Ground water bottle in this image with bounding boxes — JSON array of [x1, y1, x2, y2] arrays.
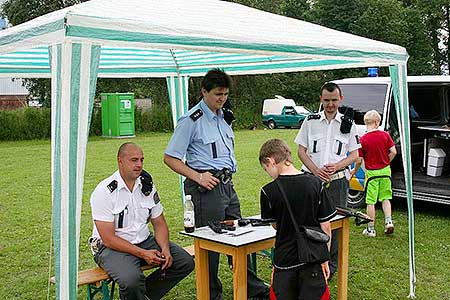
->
[[183, 195, 195, 233]]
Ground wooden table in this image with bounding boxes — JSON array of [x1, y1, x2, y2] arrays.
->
[[181, 214, 350, 300]]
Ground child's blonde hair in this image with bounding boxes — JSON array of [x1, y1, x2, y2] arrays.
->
[[364, 110, 381, 125], [259, 139, 293, 165]]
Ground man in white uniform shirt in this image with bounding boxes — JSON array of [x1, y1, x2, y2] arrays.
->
[[295, 82, 360, 277], [89, 142, 194, 300]]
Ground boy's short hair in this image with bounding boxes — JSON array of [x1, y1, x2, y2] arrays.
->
[[259, 139, 293, 164], [364, 110, 381, 125], [201, 68, 232, 92]]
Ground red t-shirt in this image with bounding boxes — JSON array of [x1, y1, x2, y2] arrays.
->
[[358, 130, 395, 170]]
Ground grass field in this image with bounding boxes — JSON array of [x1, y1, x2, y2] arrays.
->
[[0, 129, 449, 299]]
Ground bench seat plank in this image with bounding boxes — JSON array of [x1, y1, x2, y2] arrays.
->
[[50, 245, 195, 287]]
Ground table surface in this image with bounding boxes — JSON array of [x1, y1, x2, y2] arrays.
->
[[417, 124, 450, 132], [180, 214, 346, 247]]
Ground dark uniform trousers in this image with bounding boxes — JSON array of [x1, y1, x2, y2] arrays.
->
[[94, 235, 194, 300], [326, 177, 349, 276], [272, 264, 329, 300], [185, 178, 268, 300]]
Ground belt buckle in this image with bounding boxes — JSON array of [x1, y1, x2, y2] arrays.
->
[[330, 171, 344, 182], [219, 168, 231, 184]]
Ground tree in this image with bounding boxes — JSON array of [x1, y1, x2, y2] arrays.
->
[[309, 0, 365, 33], [310, 0, 436, 75], [1, 0, 85, 106], [403, 5, 436, 75], [1, 0, 81, 26], [407, 0, 450, 74]]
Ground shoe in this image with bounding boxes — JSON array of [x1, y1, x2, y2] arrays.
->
[[362, 228, 376, 237], [385, 221, 394, 234], [248, 286, 270, 300]]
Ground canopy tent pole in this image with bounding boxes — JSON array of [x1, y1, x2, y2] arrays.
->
[[50, 41, 101, 300], [167, 75, 190, 127], [166, 75, 190, 204], [389, 64, 416, 299]]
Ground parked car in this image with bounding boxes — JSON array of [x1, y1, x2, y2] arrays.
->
[[331, 76, 450, 207], [262, 95, 310, 129]]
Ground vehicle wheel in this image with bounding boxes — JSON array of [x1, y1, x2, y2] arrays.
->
[[347, 189, 365, 208], [268, 120, 276, 129], [298, 119, 304, 128]]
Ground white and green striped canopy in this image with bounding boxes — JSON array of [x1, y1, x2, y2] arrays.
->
[[0, 0, 408, 78], [0, 0, 415, 299]]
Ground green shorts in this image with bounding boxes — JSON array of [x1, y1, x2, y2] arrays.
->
[[364, 166, 392, 205]]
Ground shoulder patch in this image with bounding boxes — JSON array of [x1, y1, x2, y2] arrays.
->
[[107, 180, 118, 193], [153, 191, 161, 204], [189, 109, 203, 122], [307, 113, 320, 121]]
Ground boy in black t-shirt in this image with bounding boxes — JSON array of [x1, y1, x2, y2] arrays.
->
[[259, 139, 336, 300]]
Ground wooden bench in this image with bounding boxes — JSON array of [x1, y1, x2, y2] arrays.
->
[[50, 245, 194, 300]]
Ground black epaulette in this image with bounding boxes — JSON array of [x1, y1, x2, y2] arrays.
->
[[107, 180, 118, 193], [140, 169, 153, 196], [307, 113, 321, 121], [189, 109, 203, 122]]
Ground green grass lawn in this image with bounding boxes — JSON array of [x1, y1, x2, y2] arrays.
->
[[0, 129, 449, 299]]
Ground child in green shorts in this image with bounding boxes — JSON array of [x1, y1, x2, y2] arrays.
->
[[352, 110, 397, 237]]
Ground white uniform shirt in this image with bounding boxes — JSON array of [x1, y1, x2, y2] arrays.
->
[[90, 170, 163, 244], [295, 111, 360, 173]]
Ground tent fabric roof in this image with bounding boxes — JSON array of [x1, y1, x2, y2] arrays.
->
[[0, 1, 415, 298], [0, 0, 408, 78]]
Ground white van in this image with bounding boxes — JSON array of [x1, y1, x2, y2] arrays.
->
[[262, 95, 296, 115], [332, 76, 450, 207]]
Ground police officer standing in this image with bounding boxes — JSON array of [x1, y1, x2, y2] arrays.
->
[[164, 69, 269, 300], [89, 142, 194, 300], [294, 82, 360, 277]]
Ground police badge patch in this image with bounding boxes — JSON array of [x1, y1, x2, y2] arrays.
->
[[154, 191, 161, 204]]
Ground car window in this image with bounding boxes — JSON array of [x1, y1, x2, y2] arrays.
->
[[285, 107, 295, 115], [338, 84, 388, 125], [447, 88, 450, 123]]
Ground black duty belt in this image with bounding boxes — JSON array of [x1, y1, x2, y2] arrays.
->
[[193, 168, 233, 184]]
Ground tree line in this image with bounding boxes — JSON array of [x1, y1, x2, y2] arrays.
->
[[2, 0, 449, 129]]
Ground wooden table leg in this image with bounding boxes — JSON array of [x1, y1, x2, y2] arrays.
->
[[337, 218, 349, 300], [233, 249, 247, 300], [195, 240, 210, 300]]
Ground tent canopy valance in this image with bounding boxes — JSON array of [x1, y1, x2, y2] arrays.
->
[[0, 46, 408, 78], [0, 0, 415, 299]]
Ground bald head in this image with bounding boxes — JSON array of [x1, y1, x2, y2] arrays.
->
[[118, 142, 141, 159]]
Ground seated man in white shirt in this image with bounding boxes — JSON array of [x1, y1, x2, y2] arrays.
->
[[89, 142, 194, 300]]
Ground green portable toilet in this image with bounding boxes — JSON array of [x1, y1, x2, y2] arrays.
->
[[101, 93, 135, 138]]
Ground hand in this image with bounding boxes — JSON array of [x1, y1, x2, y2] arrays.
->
[[314, 166, 331, 182], [322, 261, 330, 280], [324, 163, 337, 174], [197, 171, 220, 191], [160, 248, 173, 271], [142, 249, 167, 267]]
